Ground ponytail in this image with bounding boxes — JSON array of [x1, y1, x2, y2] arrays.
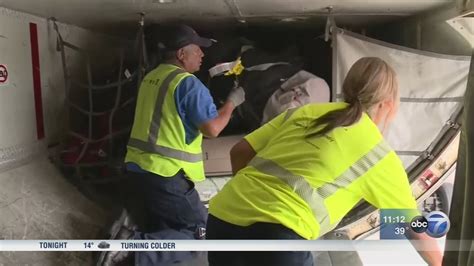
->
[[307, 101, 363, 138], [306, 57, 398, 139]]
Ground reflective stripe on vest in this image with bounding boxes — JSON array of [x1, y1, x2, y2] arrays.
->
[[248, 139, 391, 235], [128, 138, 202, 162], [128, 68, 203, 163]]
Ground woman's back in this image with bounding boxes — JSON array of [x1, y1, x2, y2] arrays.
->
[[251, 102, 383, 188], [209, 102, 415, 240]]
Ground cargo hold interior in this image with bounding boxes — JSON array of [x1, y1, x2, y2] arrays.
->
[[0, 0, 472, 265]]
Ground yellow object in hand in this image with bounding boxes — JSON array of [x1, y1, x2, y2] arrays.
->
[[225, 58, 244, 76]]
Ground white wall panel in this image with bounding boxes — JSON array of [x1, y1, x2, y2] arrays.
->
[[0, 9, 36, 146], [334, 30, 471, 168], [0, 7, 117, 171]]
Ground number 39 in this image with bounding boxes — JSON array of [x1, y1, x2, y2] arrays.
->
[[395, 227, 406, 235]]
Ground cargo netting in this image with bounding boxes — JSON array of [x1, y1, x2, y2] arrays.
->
[[52, 16, 148, 184]]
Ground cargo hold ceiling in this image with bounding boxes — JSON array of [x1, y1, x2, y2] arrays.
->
[[0, 0, 454, 33]]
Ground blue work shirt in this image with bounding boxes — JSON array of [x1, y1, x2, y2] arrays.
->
[[127, 74, 218, 173]]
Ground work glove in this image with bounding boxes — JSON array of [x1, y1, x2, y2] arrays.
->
[[227, 86, 246, 107]]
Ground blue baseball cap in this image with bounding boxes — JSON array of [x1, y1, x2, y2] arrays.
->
[[162, 25, 212, 50]]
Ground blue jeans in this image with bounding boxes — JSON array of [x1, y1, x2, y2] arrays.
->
[[206, 214, 314, 266], [128, 170, 207, 266]]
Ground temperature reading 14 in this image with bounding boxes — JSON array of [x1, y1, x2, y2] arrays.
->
[[84, 242, 94, 249]]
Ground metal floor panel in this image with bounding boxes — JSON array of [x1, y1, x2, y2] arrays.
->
[[0, 155, 107, 265]]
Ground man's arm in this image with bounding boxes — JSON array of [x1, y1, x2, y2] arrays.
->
[[230, 139, 256, 175], [199, 85, 245, 138], [406, 229, 443, 266], [199, 100, 235, 138]]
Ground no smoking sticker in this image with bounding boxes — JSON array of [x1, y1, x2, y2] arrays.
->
[[0, 65, 8, 85]]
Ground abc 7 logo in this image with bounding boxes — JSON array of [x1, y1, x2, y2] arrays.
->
[[410, 211, 450, 238]]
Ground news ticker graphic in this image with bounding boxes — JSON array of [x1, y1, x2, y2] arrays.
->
[[380, 209, 451, 239], [0, 239, 461, 252]]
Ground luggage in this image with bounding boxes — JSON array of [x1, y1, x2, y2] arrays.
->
[[206, 44, 329, 132]]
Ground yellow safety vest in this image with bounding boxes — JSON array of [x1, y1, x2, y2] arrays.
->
[[209, 103, 417, 239], [125, 64, 205, 182]]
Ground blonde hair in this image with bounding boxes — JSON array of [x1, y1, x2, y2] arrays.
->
[[308, 57, 399, 138]]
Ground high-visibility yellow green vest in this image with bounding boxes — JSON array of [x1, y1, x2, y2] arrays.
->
[[125, 64, 205, 182], [209, 103, 417, 239]]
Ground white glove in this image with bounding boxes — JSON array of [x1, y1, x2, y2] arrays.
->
[[227, 86, 245, 107]]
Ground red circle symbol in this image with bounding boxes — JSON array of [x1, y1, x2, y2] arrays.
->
[[0, 65, 8, 84]]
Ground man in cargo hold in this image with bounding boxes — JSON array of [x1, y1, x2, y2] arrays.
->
[[98, 24, 246, 266]]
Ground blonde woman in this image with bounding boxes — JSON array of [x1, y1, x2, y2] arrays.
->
[[207, 57, 443, 266]]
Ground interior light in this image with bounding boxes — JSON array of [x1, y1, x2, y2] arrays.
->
[[281, 18, 297, 22], [152, 0, 176, 4], [280, 17, 306, 23]]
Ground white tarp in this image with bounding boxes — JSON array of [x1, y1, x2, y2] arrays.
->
[[334, 29, 471, 168]]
